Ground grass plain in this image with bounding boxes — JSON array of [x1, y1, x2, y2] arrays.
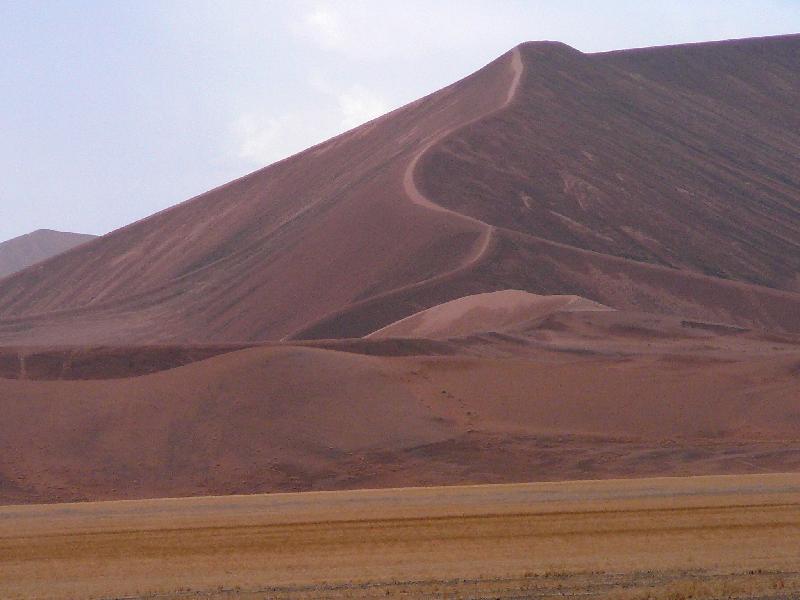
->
[[2, 473, 800, 599]]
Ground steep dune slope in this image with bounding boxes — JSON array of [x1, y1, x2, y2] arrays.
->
[[297, 37, 800, 339], [0, 36, 799, 344], [0, 230, 95, 279], [0, 50, 519, 344], [421, 37, 800, 290]]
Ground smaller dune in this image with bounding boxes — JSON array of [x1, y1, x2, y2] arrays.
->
[[367, 290, 612, 339]]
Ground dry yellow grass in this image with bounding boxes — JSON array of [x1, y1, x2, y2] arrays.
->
[[2, 473, 800, 599]]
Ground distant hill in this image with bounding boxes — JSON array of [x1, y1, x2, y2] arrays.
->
[[0, 229, 96, 279]]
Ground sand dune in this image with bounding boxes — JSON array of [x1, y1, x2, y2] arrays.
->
[[1, 35, 799, 505], [1, 36, 799, 344], [3, 307, 799, 504], [368, 290, 611, 338]]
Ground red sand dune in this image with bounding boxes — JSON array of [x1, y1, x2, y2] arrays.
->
[[368, 290, 611, 339], [0, 35, 799, 344], [0, 229, 95, 280], [2, 303, 800, 504], [1, 35, 800, 505]]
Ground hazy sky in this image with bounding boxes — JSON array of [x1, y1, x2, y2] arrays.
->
[[1, 1, 798, 242]]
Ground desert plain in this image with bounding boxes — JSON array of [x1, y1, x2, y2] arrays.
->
[[2, 474, 799, 599]]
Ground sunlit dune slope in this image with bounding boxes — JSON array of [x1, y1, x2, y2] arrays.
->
[[367, 290, 611, 338]]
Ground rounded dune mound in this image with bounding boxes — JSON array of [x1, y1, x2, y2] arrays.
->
[[367, 290, 612, 339]]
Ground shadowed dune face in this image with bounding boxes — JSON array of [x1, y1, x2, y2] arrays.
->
[[2, 305, 800, 504], [0, 344, 258, 380], [0, 36, 799, 343], [420, 38, 800, 291]]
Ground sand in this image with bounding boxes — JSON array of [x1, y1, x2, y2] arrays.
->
[[1, 35, 799, 596], [2, 474, 800, 599], [1, 36, 799, 344], [368, 290, 611, 338], [2, 302, 799, 505]]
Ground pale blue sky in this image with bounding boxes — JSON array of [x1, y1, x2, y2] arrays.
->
[[1, 1, 798, 242]]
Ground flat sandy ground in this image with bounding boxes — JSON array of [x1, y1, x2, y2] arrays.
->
[[2, 473, 800, 599]]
